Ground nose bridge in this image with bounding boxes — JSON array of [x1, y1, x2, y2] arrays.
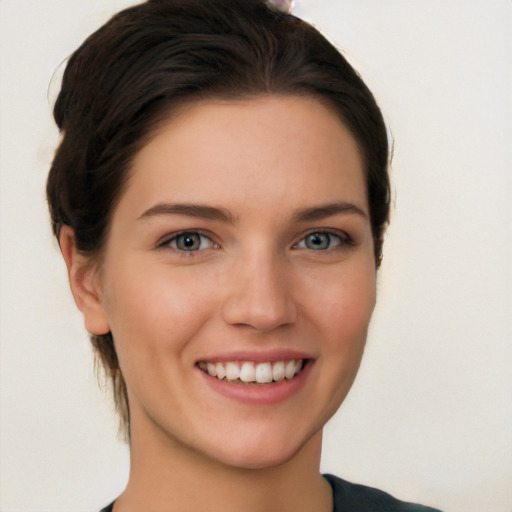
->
[[221, 245, 297, 332]]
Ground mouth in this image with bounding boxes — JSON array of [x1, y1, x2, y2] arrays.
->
[[197, 359, 306, 385]]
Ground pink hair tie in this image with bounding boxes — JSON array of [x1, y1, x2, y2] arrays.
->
[[265, 0, 294, 14]]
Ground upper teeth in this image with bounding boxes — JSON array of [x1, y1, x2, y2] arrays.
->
[[198, 359, 304, 384]]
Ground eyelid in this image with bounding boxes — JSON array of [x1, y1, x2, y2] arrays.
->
[[292, 229, 354, 250], [156, 229, 219, 251]]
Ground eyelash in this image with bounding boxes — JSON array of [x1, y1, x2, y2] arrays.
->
[[292, 230, 353, 251], [157, 229, 353, 254], [157, 230, 219, 253]]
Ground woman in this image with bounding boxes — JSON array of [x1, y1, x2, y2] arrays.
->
[[47, 0, 442, 510]]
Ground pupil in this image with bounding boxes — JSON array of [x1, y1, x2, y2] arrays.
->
[[178, 233, 200, 250], [307, 233, 329, 250]]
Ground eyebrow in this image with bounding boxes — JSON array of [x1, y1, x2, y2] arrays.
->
[[293, 202, 368, 223], [138, 203, 235, 223]]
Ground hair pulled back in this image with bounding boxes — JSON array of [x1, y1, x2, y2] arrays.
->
[[47, 0, 390, 437]]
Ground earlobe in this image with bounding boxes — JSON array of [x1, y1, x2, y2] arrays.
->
[[59, 226, 111, 335]]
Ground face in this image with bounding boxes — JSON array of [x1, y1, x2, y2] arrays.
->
[[90, 95, 376, 469]]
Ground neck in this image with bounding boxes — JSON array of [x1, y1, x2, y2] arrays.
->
[[114, 416, 332, 512]]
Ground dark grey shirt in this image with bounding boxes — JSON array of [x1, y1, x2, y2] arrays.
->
[[100, 473, 443, 512]]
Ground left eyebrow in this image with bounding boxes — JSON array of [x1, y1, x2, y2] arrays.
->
[[293, 202, 368, 223]]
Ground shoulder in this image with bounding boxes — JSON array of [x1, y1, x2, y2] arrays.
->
[[323, 474, 443, 512], [99, 477, 442, 512]]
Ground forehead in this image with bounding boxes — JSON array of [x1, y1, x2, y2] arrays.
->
[[119, 95, 367, 218]]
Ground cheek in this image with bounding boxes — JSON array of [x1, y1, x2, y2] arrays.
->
[[99, 264, 222, 409], [303, 261, 376, 346], [296, 262, 376, 429], [302, 261, 375, 405], [101, 261, 220, 357]]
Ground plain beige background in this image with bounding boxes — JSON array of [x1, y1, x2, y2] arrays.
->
[[1, 1, 511, 511]]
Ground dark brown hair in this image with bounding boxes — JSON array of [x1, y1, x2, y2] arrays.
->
[[47, 0, 390, 437]]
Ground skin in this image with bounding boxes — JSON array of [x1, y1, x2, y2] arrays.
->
[[61, 95, 377, 512]]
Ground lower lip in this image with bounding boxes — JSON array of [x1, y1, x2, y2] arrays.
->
[[199, 361, 313, 405]]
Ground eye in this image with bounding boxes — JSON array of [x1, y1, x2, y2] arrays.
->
[[294, 231, 347, 251], [161, 231, 217, 252]]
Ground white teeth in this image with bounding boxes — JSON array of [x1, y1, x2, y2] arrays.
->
[[285, 360, 296, 379], [272, 361, 285, 382], [240, 361, 256, 382], [255, 362, 273, 384], [225, 362, 240, 381], [199, 359, 305, 384], [207, 362, 216, 377], [215, 362, 226, 380]]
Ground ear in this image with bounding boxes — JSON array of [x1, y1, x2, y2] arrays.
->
[[59, 225, 110, 335]]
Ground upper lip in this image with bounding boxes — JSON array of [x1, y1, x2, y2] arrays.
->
[[196, 349, 315, 364]]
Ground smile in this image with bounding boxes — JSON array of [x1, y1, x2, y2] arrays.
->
[[197, 359, 304, 384]]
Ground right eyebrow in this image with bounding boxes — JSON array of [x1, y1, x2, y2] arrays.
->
[[137, 202, 236, 224]]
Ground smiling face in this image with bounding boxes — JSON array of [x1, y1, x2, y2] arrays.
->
[[86, 95, 376, 469]]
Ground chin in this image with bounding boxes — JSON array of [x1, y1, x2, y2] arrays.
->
[[220, 449, 295, 471], [199, 426, 321, 471]]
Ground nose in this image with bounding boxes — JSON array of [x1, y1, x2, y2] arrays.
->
[[221, 252, 298, 333]]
